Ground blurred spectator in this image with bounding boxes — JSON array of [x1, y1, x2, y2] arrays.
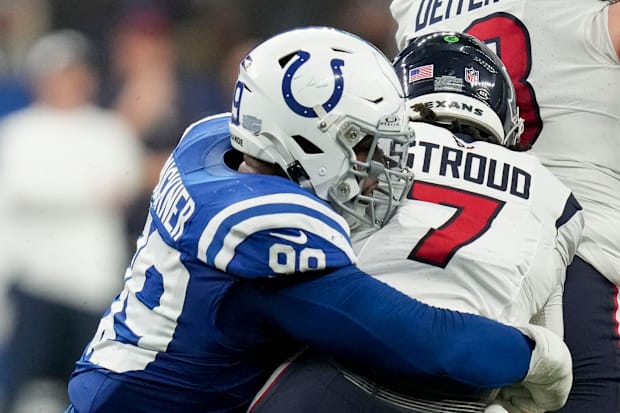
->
[[0, 29, 144, 413], [332, 0, 397, 56], [123, 35, 261, 248], [0, 3, 398, 411], [0, 0, 51, 119], [174, 2, 250, 75], [214, 37, 259, 104], [0, 0, 50, 70], [106, 5, 179, 139], [102, 5, 230, 251], [103, 5, 224, 145], [0, 50, 31, 119]]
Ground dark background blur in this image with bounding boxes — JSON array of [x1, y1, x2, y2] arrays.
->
[[0, 0, 398, 128], [0, 2, 397, 412]]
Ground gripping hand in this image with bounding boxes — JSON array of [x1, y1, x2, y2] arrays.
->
[[497, 324, 572, 412]]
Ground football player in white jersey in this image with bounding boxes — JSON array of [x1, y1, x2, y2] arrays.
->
[[248, 31, 583, 413], [64, 27, 572, 413], [389, 2, 620, 411]]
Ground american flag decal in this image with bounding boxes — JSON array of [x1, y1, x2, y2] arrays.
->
[[408, 64, 434, 82]]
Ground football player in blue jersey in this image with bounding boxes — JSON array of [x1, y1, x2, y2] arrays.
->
[[65, 27, 571, 413], [247, 31, 579, 413]]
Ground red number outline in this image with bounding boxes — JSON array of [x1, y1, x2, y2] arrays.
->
[[408, 181, 505, 268], [465, 12, 543, 147]]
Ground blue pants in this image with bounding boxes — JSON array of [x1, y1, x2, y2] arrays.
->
[[553, 256, 620, 412]]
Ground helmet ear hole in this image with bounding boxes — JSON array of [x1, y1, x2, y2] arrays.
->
[[224, 148, 245, 170], [291, 135, 323, 154], [278, 52, 298, 68]]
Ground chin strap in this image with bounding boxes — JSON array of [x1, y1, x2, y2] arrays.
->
[[286, 161, 314, 193]]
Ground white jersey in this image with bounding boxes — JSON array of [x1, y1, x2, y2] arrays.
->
[[354, 123, 583, 333], [390, 0, 620, 285]]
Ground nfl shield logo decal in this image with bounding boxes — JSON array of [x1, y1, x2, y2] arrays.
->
[[465, 67, 479, 85]]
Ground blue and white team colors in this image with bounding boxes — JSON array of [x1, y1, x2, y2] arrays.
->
[[69, 114, 356, 410]]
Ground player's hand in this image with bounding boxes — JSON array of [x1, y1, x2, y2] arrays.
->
[[495, 384, 544, 412], [484, 397, 540, 413], [483, 401, 510, 412], [503, 324, 572, 412]]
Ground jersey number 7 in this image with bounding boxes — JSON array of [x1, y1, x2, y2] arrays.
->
[[407, 181, 505, 268]]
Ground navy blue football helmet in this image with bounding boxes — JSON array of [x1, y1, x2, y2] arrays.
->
[[393, 31, 524, 147]]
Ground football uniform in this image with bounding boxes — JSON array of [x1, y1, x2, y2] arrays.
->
[[346, 123, 583, 412], [248, 123, 582, 413], [389, 4, 620, 410], [65, 114, 537, 413], [390, 0, 620, 289], [356, 123, 582, 333], [67, 114, 353, 412]]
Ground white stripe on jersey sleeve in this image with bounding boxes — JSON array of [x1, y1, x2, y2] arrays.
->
[[213, 212, 356, 270], [197, 193, 351, 263]]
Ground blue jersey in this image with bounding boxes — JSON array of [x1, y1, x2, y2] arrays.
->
[[70, 113, 355, 409], [68, 114, 536, 413]]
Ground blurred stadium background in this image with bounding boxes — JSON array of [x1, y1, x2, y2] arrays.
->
[[0, 1, 396, 412]]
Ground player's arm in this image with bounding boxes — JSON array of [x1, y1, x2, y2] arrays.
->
[[554, 193, 584, 268], [530, 284, 564, 337], [226, 264, 570, 398], [529, 191, 582, 338], [206, 190, 570, 409], [500, 285, 565, 412], [538, 194, 581, 338]]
